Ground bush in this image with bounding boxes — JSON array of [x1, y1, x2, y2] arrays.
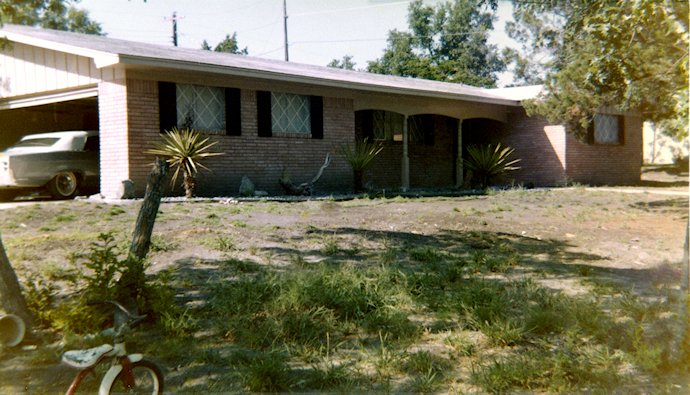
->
[[464, 143, 520, 188]]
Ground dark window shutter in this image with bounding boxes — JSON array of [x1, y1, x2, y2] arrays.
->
[[423, 114, 435, 146], [617, 115, 625, 145], [225, 88, 242, 136], [310, 96, 324, 139], [158, 82, 177, 133], [256, 91, 272, 137], [355, 110, 374, 141]]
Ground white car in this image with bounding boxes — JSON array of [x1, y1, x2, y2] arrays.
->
[[0, 131, 99, 200]]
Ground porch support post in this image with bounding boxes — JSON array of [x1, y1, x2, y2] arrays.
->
[[401, 115, 410, 191], [456, 119, 464, 187]]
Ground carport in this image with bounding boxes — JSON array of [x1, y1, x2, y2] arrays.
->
[[0, 89, 98, 150]]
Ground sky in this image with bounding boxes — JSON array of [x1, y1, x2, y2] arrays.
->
[[77, 0, 518, 85]]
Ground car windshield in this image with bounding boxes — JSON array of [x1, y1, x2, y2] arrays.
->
[[13, 138, 60, 148]]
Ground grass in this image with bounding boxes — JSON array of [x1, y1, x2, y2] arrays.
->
[[0, 190, 688, 394]]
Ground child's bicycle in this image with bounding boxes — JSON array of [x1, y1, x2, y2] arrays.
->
[[61, 300, 164, 395]]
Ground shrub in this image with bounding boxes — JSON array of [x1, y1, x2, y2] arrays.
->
[[464, 143, 520, 188], [338, 139, 384, 192], [146, 127, 223, 198]]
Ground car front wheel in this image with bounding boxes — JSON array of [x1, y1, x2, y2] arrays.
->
[[48, 171, 79, 199]]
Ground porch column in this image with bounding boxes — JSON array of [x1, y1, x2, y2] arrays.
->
[[401, 115, 410, 191], [455, 120, 463, 187]]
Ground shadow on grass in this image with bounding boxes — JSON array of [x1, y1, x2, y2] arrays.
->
[[146, 226, 683, 393]]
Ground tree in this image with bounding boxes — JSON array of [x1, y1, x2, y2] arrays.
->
[[201, 32, 248, 55], [367, 0, 505, 88], [0, 0, 102, 34], [510, 0, 688, 139], [0, 233, 33, 329], [327, 55, 356, 70]]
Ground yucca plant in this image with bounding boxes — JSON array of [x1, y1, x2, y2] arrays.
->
[[146, 127, 223, 198], [338, 138, 384, 193], [464, 143, 520, 189]]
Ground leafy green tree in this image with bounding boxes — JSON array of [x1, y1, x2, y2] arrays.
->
[[0, 0, 102, 34], [367, 0, 504, 87], [510, 0, 688, 139], [328, 55, 356, 70], [201, 32, 248, 55]]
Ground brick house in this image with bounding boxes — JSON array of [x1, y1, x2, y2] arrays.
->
[[0, 24, 642, 198]]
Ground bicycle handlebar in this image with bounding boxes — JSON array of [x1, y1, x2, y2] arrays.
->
[[86, 300, 147, 326]]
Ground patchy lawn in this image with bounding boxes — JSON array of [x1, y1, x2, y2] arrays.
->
[[0, 185, 688, 393]]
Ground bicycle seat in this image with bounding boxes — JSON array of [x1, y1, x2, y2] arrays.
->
[[61, 344, 113, 369]]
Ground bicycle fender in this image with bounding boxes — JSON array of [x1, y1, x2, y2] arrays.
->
[[99, 365, 122, 395], [97, 354, 144, 395]]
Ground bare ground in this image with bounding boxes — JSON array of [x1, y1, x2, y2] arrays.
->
[[0, 165, 687, 393]]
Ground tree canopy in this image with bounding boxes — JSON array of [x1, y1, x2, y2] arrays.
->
[[510, 0, 688, 139], [201, 32, 248, 55], [327, 55, 356, 70], [367, 0, 504, 88], [0, 0, 102, 34]]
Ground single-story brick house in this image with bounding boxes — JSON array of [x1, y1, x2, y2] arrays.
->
[[0, 24, 642, 198]]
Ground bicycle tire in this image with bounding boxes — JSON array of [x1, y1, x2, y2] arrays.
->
[[106, 359, 164, 395]]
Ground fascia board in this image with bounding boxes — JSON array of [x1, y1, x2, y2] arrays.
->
[[0, 30, 120, 67], [118, 55, 521, 107]]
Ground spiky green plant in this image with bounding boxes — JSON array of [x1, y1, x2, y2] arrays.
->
[[338, 139, 384, 192], [146, 127, 223, 198], [464, 143, 520, 189]]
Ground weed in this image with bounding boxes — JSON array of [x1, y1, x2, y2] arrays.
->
[[214, 235, 235, 252], [321, 236, 340, 256], [409, 246, 441, 263], [108, 205, 126, 216], [445, 332, 476, 356], [160, 308, 198, 337], [243, 351, 293, 392]]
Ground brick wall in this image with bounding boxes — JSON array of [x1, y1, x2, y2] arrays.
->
[[500, 109, 567, 187], [119, 80, 354, 197], [565, 115, 642, 185], [98, 79, 130, 198]]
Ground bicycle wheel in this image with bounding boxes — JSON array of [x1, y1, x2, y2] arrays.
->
[[107, 359, 164, 395]]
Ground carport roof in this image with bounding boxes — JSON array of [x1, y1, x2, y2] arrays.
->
[[0, 24, 539, 107]]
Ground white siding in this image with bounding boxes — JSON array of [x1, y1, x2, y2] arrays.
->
[[0, 43, 107, 97]]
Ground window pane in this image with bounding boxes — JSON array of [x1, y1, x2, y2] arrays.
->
[[271, 92, 311, 134], [594, 114, 619, 144], [372, 110, 403, 141], [176, 84, 225, 132]]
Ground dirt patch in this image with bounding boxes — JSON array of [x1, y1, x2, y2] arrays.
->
[[0, 167, 687, 393]]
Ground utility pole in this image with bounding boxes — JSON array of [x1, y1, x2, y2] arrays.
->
[[283, 0, 289, 61], [165, 12, 182, 47], [172, 11, 178, 47]]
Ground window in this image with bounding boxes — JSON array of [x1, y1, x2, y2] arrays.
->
[[177, 84, 225, 132], [256, 91, 323, 139], [590, 113, 624, 145], [372, 110, 403, 141], [158, 82, 241, 136], [271, 92, 312, 135]]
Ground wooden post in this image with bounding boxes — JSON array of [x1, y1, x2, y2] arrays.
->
[[129, 158, 168, 260], [401, 115, 409, 191], [0, 233, 33, 329], [456, 120, 464, 187]]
